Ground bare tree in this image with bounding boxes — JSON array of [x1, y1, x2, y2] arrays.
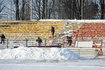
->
[[42, 0, 48, 19], [32, 0, 42, 19], [11, 0, 104, 20], [83, 0, 98, 19], [32, 0, 56, 19], [100, 0, 105, 19], [14, 0, 20, 20], [46, 0, 56, 18], [54, 0, 99, 19], [0, 0, 5, 12], [18, 0, 31, 20], [0, 0, 6, 20]]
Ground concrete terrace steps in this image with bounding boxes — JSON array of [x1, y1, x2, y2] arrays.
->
[[0, 21, 66, 40], [69, 48, 100, 58], [73, 23, 105, 37], [52, 23, 74, 45]]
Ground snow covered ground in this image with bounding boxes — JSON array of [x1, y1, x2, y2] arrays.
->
[[0, 47, 105, 70], [0, 59, 105, 70]]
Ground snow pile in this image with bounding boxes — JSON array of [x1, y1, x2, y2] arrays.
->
[[0, 47, 86, 60]]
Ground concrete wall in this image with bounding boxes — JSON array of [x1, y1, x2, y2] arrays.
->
[[102, 48, 105, 56]]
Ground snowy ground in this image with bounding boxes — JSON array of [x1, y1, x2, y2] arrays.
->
[[0, 47, 105, 70], [0, 59, 105, 70]]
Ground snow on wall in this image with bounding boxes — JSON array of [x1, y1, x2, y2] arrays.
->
[[36, 19, 105, 23], [68, 20, 105, 23], [0, 47, 87, 60]]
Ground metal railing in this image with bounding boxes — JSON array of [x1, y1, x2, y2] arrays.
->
[[0, 38, 52, 48]]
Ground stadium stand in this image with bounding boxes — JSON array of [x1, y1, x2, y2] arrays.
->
[[73, 23, 105, 37], [0, 21, 66, 41], [73, 23, 105, 48]]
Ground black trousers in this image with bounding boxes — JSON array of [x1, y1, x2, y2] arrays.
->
[[38, 43, 41, 47], [1, 39, 5, 44], [68, 40, 72, 46], [52, 31, 55, 37]]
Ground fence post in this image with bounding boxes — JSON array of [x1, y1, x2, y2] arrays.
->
[[25, 39, 28, 47], [7, 39, 9, 48], [44, 38, 46, 47]]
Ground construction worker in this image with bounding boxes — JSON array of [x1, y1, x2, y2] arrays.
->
[[51, 26, 55, 37], [36, 37, 42, 47], [0, 34, 6, 44]]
